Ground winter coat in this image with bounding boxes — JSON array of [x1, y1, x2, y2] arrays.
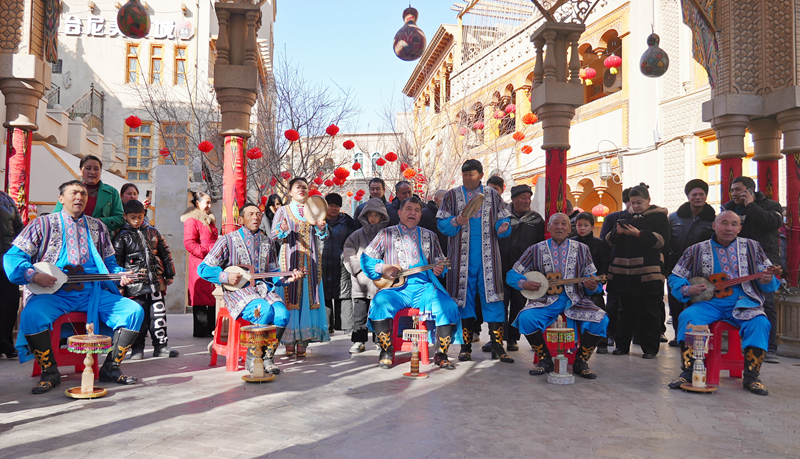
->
[[322, 212, 356, 300], [113, 222, 176, 297], [500, 206, 545, 275], [722, 192, 783, 264], [181, 207, 219, 306], [343, 198, 390, 299], [599, 209, 629, 241], [420, 200, 447, 254], [54, 180, 125, 233], [354, 197, 397, 230], [0, 191, 23, 270], [606, 205, 670, 295], [572, 232, 612, 276], [666, 202, 715, 274]]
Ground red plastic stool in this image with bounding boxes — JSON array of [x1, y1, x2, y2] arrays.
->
[[209, 306, 251, 371], [533, 315, 576, 365], [391, 308, 430, 365], [32, 312, 97, 378], [705, 320, 744, 385]]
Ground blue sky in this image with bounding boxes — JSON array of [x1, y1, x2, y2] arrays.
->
[[274, 1, 458, 133]]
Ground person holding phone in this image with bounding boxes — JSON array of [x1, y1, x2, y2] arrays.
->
[[723, 176, 783, 364]]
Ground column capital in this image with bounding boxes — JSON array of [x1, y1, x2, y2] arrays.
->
[[749, 117, 782, 161], [0, 78, 44, 131], [711, 114, 750, 160], [777, 108, 800, 156]]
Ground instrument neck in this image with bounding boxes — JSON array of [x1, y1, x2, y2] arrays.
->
[[399, 262, 443, 276], [716, 271, 770, 289]]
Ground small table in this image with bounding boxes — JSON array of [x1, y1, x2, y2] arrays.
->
[[546, 320, 575, 385], [681, 324, 717, 394], [402, 329, 429, 379], [65, 324, 111, 399], [239, 325, 278, 383]]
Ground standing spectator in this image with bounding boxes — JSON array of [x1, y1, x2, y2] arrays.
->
[[499, 184, 544, 351], [353, 178, 396, 229], [0, 190, 23, 358], [599, 188, 632, 348], [606, 183, 670, 359], [54, 155, 125, 233], [322, 193, 356, 333], [259, 194, 283, 235], [665, 179, 715, 346], [486, 175, 505, 198], [420, 190, 448, 267], [572, 212, 611, 353], [565, 200, 580, 238], [723, 176, 783, 363], [385, 181, 413, 226], [181, 191, 219, 338], [120, 183, 151, 229], [343, 198, 390, 353]]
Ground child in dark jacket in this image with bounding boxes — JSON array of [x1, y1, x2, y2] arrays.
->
[[113, 200, 177, 359], [572, 212, 612, 352]]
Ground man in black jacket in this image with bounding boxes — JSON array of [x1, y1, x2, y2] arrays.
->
[[420, 190, 447, 254], [724, 176, 783, 363], [665, 179, 715, 346]]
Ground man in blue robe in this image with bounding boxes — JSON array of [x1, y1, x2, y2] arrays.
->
[[198, 203, 302, 375], [436, 160, 513, 364], [507, 213, 608, 379], [667, 211, 777, 395], [4, 180, 143, 394], [362, 197, 461, 370]]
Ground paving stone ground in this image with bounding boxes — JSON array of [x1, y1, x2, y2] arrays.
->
[[1, 314, 799, 459]]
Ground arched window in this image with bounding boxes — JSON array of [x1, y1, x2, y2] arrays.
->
[[371, 152, 382, 175], [354, 152, 364, 177]]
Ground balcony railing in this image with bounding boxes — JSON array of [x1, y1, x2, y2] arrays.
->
[[66, 84, 105, 134]]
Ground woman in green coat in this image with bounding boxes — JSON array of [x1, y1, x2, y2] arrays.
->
[[54, 155, 125, 232]]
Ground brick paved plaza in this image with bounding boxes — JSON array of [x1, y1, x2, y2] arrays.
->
[[1, 314, 799, 459]]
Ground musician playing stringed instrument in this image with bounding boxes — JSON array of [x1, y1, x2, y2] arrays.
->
[[4, 180, 144, 394], [361, 197, 462, 370], [506, 213, 609, 379], [667, 210, 778, 395], [198, 202, 303, 376]]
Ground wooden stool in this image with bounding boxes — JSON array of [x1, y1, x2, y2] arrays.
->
[[32, 312, 97, 378], [705, 321, 744, 385], [209, 307, 250, 371]]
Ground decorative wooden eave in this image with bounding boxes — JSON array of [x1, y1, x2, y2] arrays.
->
[[401, 24, 458, 99]]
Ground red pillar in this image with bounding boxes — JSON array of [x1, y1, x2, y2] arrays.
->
[[757, 159, 779, 201], [221, 135, 247, 235], [544, 148, 567, 237], [4, 128, 32, 223], [786, 153, 800, 287], [719, 157, 742, 204]]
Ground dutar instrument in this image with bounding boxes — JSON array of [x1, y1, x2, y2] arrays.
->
[[222, 265, 304, 291], [27, 262, 146, 296], [373, 259, 451, 290], [520, 271, 607, 300], [688, 266, 781, 303]]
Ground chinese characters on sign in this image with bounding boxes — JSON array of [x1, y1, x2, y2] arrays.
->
[[63, 16, 194, 40]]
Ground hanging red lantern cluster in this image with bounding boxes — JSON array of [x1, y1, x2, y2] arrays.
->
[[512, 132, 525, 142], [522, 113, 538, 125], [159, 147, 170, 157], [125, 115, 142, 129], [325, 124, 340, 136], [376, 157, 386, 167], [280, 171, 292, 180], [284, 129, 300, 142], [324, 179, 334, 187], [198, 141, 214, 153], [334, 167, 350, 180], [246, 148, 263, 160], [313, 176, 324, 185], [580, 67, 597, 85], [604, 54, 622, 74], [385, 152, 398, 162], [521, 145, 533, 154], [343, 140, 355, 150], [403, 168, 417, 179], [332, 177, 345, 186], [354, 189, 366, 201], [269, 176, 278, 187]]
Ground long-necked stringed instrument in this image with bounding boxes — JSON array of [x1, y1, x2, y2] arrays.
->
[[521, 271, 607, 300], [27, 262, 147, 295], [373, 259, 451, 290], [688, 266, 781, 303], [222, 265, 304, 291]]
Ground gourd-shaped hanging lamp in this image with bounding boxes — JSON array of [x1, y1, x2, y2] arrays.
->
[[117, 0, 151, 39], [393, 7, 426, 61], [640, 33, 669, 78]]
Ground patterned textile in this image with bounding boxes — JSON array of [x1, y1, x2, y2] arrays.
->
[[365, 225, 444, 269], [511, 239, 605, 323], [44, 0, 61, 63], [271, 203, 324, 310], [13, 211, 114, 264], [672, 237, 772, 320], [202, 228, 281, 318], [681, 0, 717, 87], [436, 185, 510, 307]]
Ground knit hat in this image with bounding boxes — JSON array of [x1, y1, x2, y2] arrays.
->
[[325, 193, 343, 207], [684, 179, 709, 196], [510, 184, 532, 198]]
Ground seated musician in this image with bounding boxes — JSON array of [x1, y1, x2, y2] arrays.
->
[[667, 210, 778, 395], [4, 180, 143, 394], [361, 196, 461, 370], [198, 203, 302, 376], [506, 213, 608, 379]]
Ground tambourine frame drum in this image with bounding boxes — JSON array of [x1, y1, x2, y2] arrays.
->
[[304, 195, 329, 226], [520, 271, 549, 300]]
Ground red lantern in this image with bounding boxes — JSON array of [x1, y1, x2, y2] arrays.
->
[[493, 110, 505, 119], [505, 104, 517, 119], [334, 167, 350, 180], [313, 177, 324, 185], [269, 177, 278, 187], [400, 162, 409, 171], [281, 171, 292, 180], [385, 152, 398, 162], [512, 132, 525, 142], [346, 191, 354, 197], [125, 115, 142, 129], [246, 148, 263, 160], [592, 204, 610, 218], [324, 179, 334, 187], [521, 145, 533, 154], [522, 113, 538, 125], [261, 196, 268, 205], [417, 174, 427, 184], [332, 177, 345, 186], [284, 129, 300, 142], [352, 162, 361, 171], [581, 67, 597, 85], [343, 140, 355, 150], [604, 54, 622, 74], [403, 168, 417, 179], [159, 147, 170, 157], [376, 158, 386, 167], [473, 121, 485, 131], [309, 189, 322, 197], [459, 127, 468, 136], [198, 140, 214, 153], [325, 124, 340, 136], [356, 189, 365, 196], [354, 194, 363, 201], [260, 184, 266, 189]]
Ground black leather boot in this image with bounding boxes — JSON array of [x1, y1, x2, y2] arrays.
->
[[743, 347, 769, 395], [372, 319, 393, 369], [668, 341, 695, 389], [26, 330, 61, 394], [99, 328, 138, 385], [263, 327, 285, 375], [458, 318, 474, 361], [573, 332, 601, 379], [433, 324, 456, 370], [489, 322, 513, 363], [525, 331, 553, 376]]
